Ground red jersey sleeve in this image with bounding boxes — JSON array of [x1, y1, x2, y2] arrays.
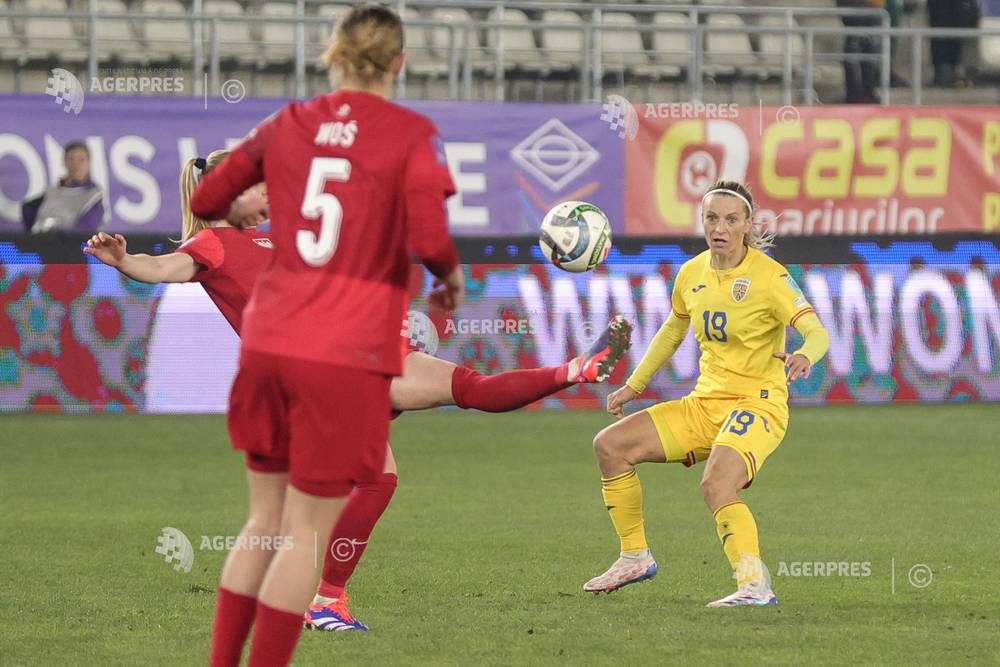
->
[[190, 110, 281, 221], [176, 229, 225, 280], [404, 126, 459, 279]]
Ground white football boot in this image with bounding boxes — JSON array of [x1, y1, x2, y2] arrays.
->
[[706, 553, 778, 607], [583, 549, 658, 594]]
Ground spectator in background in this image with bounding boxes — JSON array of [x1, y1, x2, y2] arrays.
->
[[927, 0, 981, 86], [21, 141, 105, 233], [886, 0, 909, 86], [837, 0, 885, 103]]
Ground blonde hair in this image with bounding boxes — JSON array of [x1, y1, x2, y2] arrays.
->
[[703, 180, 775, 250], [178, 149, 229, 242], [321, 4, 403, 85]]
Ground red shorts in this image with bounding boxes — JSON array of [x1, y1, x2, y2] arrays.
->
[[228, 349, 391, 497]]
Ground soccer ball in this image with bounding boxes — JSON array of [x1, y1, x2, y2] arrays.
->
[[538, 201, 612, 273]]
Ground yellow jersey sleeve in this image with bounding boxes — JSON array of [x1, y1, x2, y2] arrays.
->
[[625, 312, 690, 394], [770, 270, 815, 328], [670, 265, 690, 320], [791, 311, 830, 365]]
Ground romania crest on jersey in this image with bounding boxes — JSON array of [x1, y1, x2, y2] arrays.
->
[[731, 278, 751, 303]]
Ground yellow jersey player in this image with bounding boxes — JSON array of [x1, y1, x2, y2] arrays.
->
[[584, 180, 830, 607]]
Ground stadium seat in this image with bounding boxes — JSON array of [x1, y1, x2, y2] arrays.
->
[[649, 11, 692, 77], [428, 7, 474, 60], [140, 0, 193, 60], [14, 0, 88, 63], [599, 11, 651, 76], [90, 0, 144, 62], [485, 7, 546, 74], [307, 3, 347, 43], [304, 4, 347, 66], [258, 2, 297, 65], [541, 10, 586, 71], [759, 14, 803, 65], [980, 17, 1000, 72], [401, 7, 447, 79], [203, 0, 258, 63], [704, 13, 745, 78], [0, 10, 16, 61]]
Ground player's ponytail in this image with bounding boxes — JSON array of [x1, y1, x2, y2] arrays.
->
[[178, 149, 229, 242], [704, 180, 775, 251], [321, 4, 403, 85]]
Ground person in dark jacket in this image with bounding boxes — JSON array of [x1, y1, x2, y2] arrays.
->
[[927, 0, 981, 86], [21, 141, 105, 233], [837, 0, 886, 103]]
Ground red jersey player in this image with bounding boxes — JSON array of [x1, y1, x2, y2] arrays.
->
[[195, 6, 463, 665]]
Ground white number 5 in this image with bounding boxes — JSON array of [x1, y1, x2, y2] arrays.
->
[[297, 157, 351, 266]]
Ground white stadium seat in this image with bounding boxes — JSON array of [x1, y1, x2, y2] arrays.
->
[[203, 0, 257, 62], [140, 0, 193, 60], [304, 4, 347, 66], [259, 2, 297, 64], [650, 11, 692, 75], [11, 0, 85, 61], [91, 0, 144, 62], [760, 14, 803, 62], [980, 17, 1000, 71], [704, 13, 745, 77], [401, 7, 447, 79], [541, 10, 585, 70], [600, 11, 650, 72], [428, 6, 487, 79], [486, 7, 545, 73], [309, 3, 348, 44]]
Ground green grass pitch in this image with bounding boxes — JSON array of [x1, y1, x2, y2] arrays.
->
[[2, 405, 998, 665]]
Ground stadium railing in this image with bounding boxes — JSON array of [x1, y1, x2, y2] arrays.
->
[[2, 1, 998, 104]]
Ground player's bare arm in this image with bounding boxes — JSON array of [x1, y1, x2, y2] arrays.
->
[[428, 265, 466, 311], [84, 232, 199, 283]]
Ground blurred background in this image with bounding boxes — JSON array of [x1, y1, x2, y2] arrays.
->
[[0, 0, 997, 414]]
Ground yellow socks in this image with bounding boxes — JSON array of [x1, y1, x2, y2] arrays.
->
[[601, 470, 647, 553], [713, 501, 760, 570]]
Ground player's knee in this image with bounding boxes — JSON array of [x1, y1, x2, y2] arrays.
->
[[244, 510, 282, 541], [699, 474, 726, 508], [593, 425, 627, 464]]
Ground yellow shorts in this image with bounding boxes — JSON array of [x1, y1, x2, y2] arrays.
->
[[642, 395, 788, 487]]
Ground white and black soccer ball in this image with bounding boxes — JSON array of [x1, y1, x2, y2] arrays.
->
[[538, 201, 612, 273]]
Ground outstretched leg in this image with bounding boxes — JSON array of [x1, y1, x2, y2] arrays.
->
[[584, 411, 666, 594], [390, 316, 633, 413]]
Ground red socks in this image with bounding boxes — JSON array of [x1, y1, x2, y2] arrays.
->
[[450, 365, 573, 412], [318, 472, 399, 599], [247, 602, 304, 667], [210, 587, 257, 667]]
